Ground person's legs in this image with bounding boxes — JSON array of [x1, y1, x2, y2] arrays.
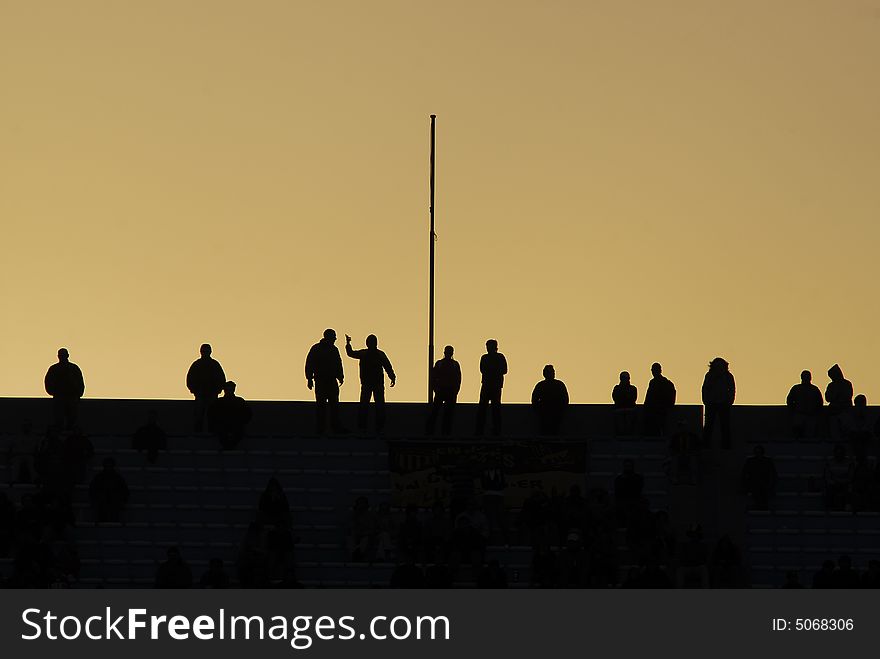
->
[[442, 395, 456, 436], [490, 389, 502, 436], [702, 405, 717, 448], [374, 386, 386, 432], [194, 396, 210, 432], [358, 385, 371, 431], [426, 394, 442, 434], [314, 384, 327, 434], [327, 382, 343, 432], [475, 387, 489, 436]]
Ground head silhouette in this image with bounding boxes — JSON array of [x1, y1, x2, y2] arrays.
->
[[443, 345, 454, 358], [486, 339, 498, 353], [200, 344, 212, 357], [801, 370, 811, 383], [57, 348, 69, 362], [709, 357, 729, 371], [855, 394, 867, 408], [366, 334, 378, 348], [651, 362, 662, 377], [620, 371, 630, 384], [543, 364, 555, 380], [323, 328, 337, 342], [223, 381, 236, 396], [828, 364, 843, 381]]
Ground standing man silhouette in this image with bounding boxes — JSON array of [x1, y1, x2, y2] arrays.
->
[[345, 333, 396, 433], [305, 329, 346, 434], [644, 362, 676, 436], [426, 345, 462, 436], [531, 364, 569, 435], [476, 339, 508, 436], [186, 343, 226, 432], [44, 348, 85, 429]]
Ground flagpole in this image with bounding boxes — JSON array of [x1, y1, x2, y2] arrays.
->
[[428, 114, 436, 404]]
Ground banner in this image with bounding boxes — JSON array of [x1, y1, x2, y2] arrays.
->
[[388, 441, 587, 507]]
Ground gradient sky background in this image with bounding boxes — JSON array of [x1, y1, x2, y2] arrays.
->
[[2, 0, 878, 404]]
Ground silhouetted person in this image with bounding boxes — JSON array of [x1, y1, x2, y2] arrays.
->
[[199, 557, 230, 589], [155, 547, 192, 589], [132, 410, 167, 464], [643, 363, 676, 436], [258, 477, 292, 528], [530, 365, 569, 435], [825, 364, 854, 414], [480, 459, 509, 545], [741, 445, 777, 510], [426, 345, 462, 436], [786, 370, 823, 438], [612, 371, 637, 436], [842, 394, 872, 460], [666, 421, 700, 485], [305, 329, 346, 434], [186, 344, 226, 432], [44, 348, 84, 430], [476, 339, 507, 436], [702, 357, 735, 448], [209, 381, 252, 449], [344, 334, 396, 433], [88, 458, 129, 522]]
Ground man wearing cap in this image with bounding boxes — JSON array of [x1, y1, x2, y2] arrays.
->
[[45, 348, 85, 429]]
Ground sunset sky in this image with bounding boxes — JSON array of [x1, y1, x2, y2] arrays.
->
[[2, 0, 878, 405]]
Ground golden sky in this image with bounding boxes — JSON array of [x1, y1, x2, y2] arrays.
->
[[1, 0, 878, 405]]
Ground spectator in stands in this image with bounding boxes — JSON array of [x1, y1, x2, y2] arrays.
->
[[305, 329, 346, 435], [812, 559, 835, 589], [710, 535, 745, 587], [344, 334, 396, 434], [781, 570, 804, 589], [210, 381, 253, 449], [665, 421, 700, 485], [741, 445, 777, 510], [531, 365, 569, 435], [842, 394, 872, 460], [611, 371, 638, 436], [258, 477, 291, 528], [199, 557, 230, 589], [426, 345, 461, 436], [477, 559, 508, 588], [614, 459, 644, 524], [786, 370, 823, 438], [132, 410, 167, 464], [676, 524, 710, 588], [451, 499, 489, 571], [702, 357, 735, 449], [88, 458, 129, 522], [861, 560, 880, 588], [823, 443, 854, 511], [155, 546, 192, 588], [480, 458, 509, 546], [44, 348, 85, 430], [390, 552, 425, 588], [826, 364, 853, 439], [350, 496, 379, 562], [832, 555, 861, 588], [644, 363, 676, 436], [557, 529, 589, 587], [186, 344, 226, 432], [475, 339, 508, 436]]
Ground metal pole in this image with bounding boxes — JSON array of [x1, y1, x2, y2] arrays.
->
[[428, 114, 436, 404]]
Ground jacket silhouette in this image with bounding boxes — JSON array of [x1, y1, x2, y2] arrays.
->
[[44, 348, 85, 429], [531, 365, 569, 435], [702, 357, 735, 448], [476, 339, 508, 436], [644, 363, 675, 436], [186, 344, 226, 432], [825, 364, 853, 415], [426, 345, 461, 436], [345, 334, 395, 433], [305, 329, 345, 434]]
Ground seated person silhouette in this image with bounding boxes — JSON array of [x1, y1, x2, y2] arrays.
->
[[426, 345, 462, 436], [345, 333, 396, 434], [44, 348, 85, 430], [786, 370, 823, 438], [305, 329, 346, 434], [531, 364, 569, 435], [186, 344, 226, 432], [209, 381, 253, 449], [741, 445, 777, 510], [88, 458, 129, 523], [476, 339, 508, 436]]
